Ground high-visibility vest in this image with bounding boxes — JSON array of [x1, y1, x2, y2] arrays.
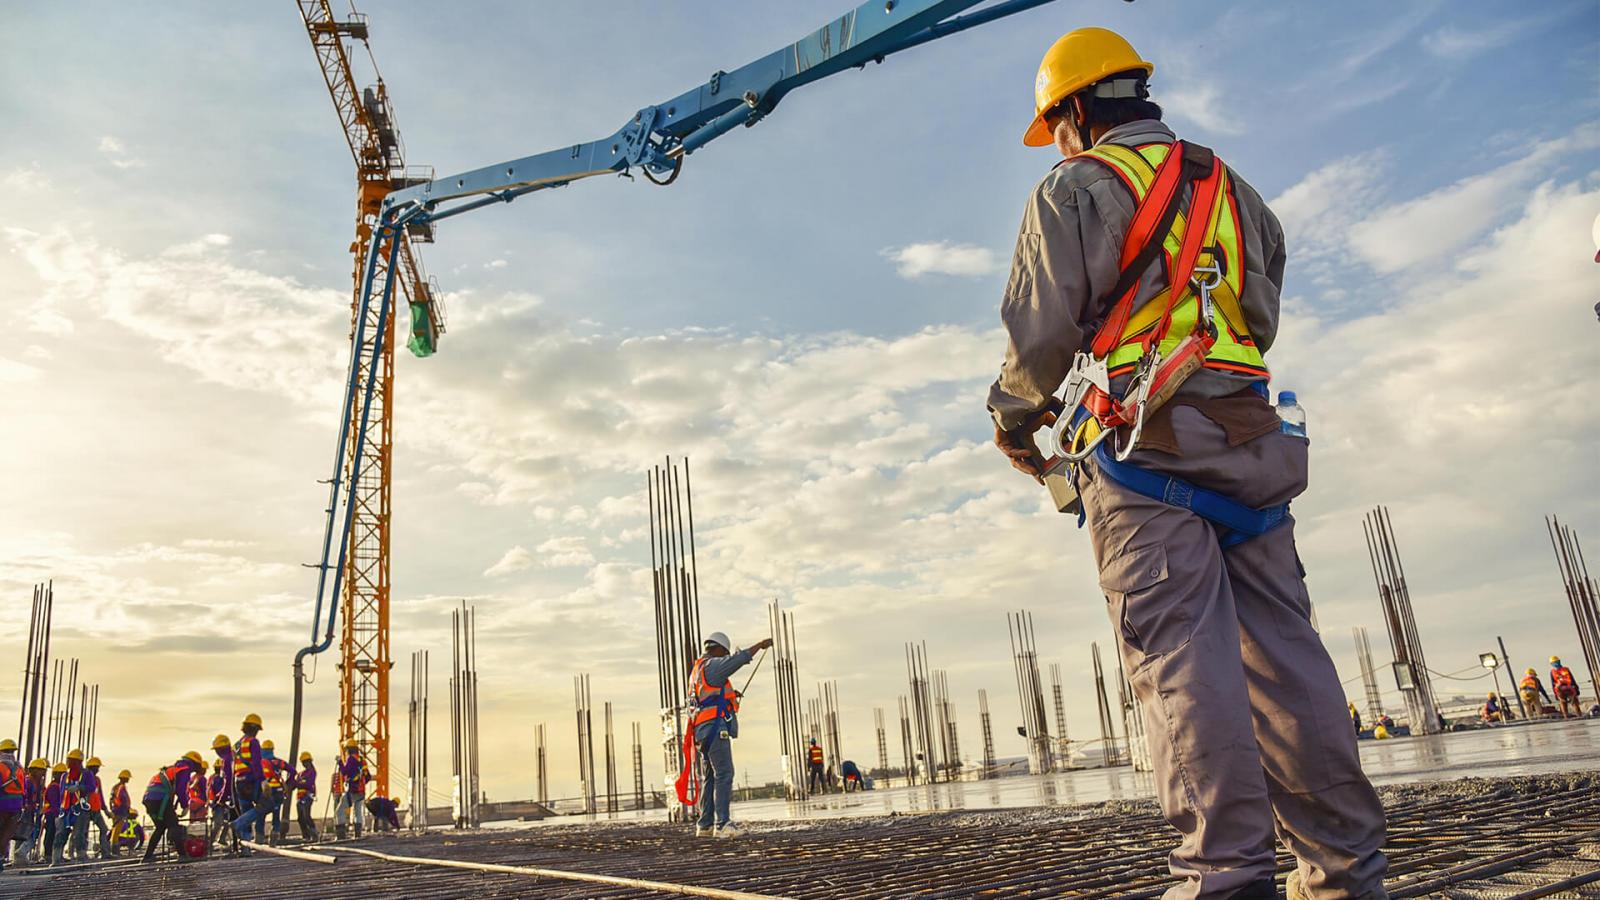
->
[[807, 745, 824, 766], [1553, 666, 1577, 689], [234, 736, 260, 780], [86, 773, 104, 811], [146, 764, 187, 800], [0, 759, 24, 798], [1521, 674, 1542, 692], [44, 781, 62, 815], [1075, 141, 1268, 380], [110, 782, 130, 814], [688, 657, 740, 729], [263, 757, 284, 790], [296, 764, 316, 801]]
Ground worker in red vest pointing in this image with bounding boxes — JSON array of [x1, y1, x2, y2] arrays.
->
[[988, 28, 1387, 899], [687, 631, 770, 839]]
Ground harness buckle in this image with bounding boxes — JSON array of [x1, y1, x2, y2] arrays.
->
[[1190, 255, 1224, 342], [1112, 348, 1161, 462]]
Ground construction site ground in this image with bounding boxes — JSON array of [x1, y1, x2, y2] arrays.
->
[[14, 770, 1600, 899]]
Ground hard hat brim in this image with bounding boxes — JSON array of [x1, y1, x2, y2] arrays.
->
[[1023, 112, 1055, 148]]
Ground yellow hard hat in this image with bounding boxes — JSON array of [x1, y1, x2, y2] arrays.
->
[[243, 713, 263, 728], [213, 759, 223, 769], [300, 752, 314, 762], [1551, 656, 1562, 664], [67, 748, 84, 762], [183, 751, 204, 767], [52, 763, 67, 774], [213, 734, 231, 750], [0, 739, 15, 752], [261, 740, 274, 751], [1488, 691, 1498, 698], [1527, 668, 1538, 675], [1024, 28, 1154, 147], [29, 758, 48, 771], [343, 738, 359, 749], [87, 756, 102, 768], [118, 769, 131, 780]]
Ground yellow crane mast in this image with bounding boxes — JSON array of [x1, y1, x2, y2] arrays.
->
[[296, 0, 446, 799]]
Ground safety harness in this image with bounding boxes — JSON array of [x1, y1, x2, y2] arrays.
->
[[675, 656, 741, 806], [1035, 139, 1288, 545]]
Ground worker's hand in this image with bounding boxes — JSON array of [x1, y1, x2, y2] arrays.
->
[[994, 407, 1058, 484], [753, 638, 774, 652]]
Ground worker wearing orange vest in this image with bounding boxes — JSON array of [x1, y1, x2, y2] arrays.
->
[[69, 755, 111, 860], [231, 713, 268, 843], [259, 741, 289, 844], [14, 758, 48, 867], [141, 752, 204, 863], [989, 29, 1387, 899], [108, 769, 133, 857], [684, 631, 771, 839], [805, 738, 826, 794], [334, 739, 372, 839], [51, 749, 87, 866], [0, 740, 26, 872], [1521, 668, 1552, 718], [1551, 657, 1582, 718]]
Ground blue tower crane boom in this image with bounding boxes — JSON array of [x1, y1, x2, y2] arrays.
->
[[290, 0, 1064, 762]]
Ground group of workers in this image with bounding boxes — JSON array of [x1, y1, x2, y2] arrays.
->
[[1483, 656, 1589, 723], [0, 714, 383, 870], [798, 739, 868, 794]]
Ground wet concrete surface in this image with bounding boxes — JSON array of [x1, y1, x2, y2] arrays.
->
[[519, 715, 1600, 826]]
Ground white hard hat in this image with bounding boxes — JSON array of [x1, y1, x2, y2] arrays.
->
[[704, 632, 731, 652]]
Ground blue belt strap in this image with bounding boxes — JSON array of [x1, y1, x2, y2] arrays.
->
[[1091, 440, 1289, 547]]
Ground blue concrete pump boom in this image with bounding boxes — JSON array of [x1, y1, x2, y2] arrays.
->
[[289, 0, 1064, 772]]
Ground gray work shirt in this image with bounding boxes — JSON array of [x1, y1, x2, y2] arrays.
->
[[987, 120, 1286, 431], [692, 647, 755, 744]]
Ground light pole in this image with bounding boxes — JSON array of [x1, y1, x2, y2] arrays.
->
[[1480, 653, 1504, 722]]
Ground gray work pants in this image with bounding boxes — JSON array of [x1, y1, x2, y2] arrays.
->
[[696, 735, 734, 829], [1080, 405, 1388, 899]]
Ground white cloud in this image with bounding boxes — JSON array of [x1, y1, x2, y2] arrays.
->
[[483, 545, 534, 577], [98, 135, 145, 169], [1349, 127, 1600, 273], [2, 165, 49, 191], [1159, 80, 1244, 136], [880, 241, 1001, 279], [535, 535, 594, 568], [1421, 22, 1531, 61], [1270, 150, 1388, 284]]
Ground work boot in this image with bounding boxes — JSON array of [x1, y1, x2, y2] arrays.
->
[[335, 825, 348, 840], [714, 823, 742, 839], [695, 825, 713, 837]]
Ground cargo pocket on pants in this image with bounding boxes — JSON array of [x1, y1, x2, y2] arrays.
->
[[1101, 543, 1185, 658]]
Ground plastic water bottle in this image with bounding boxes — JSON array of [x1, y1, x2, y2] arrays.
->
[[1276, 390, 1308, 439]]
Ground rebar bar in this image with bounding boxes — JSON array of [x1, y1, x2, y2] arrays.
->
[[1091, 642, 1123, 767], [1365, 507, 1441, 734], [1009, 611, 1054, 774], [978, 689, 996, 779], [1549, 516, 1600, 702]]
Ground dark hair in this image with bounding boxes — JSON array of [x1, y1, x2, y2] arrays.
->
[[1083, 95, 1163, 128]]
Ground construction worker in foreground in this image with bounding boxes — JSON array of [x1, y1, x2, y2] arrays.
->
[[806, 737, 826, 794], [293, 751, 319, 842], [0, 740, 26, 872], [231, 713, 267, 843], [689, 631, 773, 838], [989, 29, 1387, 899], [14, 758, 48, 866], [1521, 668, 1552, 718], [108, 769, 133, 857], [70, 755, 111, 859], [142, 751, 205, 863], [1551, 657, 1582, 718], [334, 738, 370, 838]]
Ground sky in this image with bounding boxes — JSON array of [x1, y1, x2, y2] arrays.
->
[[2, 1, 1598, 809]]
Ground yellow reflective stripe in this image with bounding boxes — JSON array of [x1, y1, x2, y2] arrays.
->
[[1091, 144, 1156, 195], [1075, 146, 1145, 196]]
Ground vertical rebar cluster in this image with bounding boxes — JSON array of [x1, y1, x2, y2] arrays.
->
[[978, 689, 995, 779], [1117, 663, 1150, 771], [603, 701, 617, 815], [17, 581, 53, 765], [1050, 663, 1068, 769], [631, 721, 645, 811], [873, 707, 889, 777], [933, 671, 959, 780], [648, 457, 703, 819], [1547, 516, 1600, 701], [406, 649, 429, 831], [1091, 642, 1125, 767], [905, 642, 941, 783], [449, 603, 481, 827], [897, 696, 915, 786], [815, 681, 842, 781], [574, 674, 596, 815], [1008, 611, 1054, 775], [534, 723, 548, 805], [1354, 625, 1386, 723], [1364, 507, 1441, 735], [42, 657, 91, 763], [767, 600, 806, 800]]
